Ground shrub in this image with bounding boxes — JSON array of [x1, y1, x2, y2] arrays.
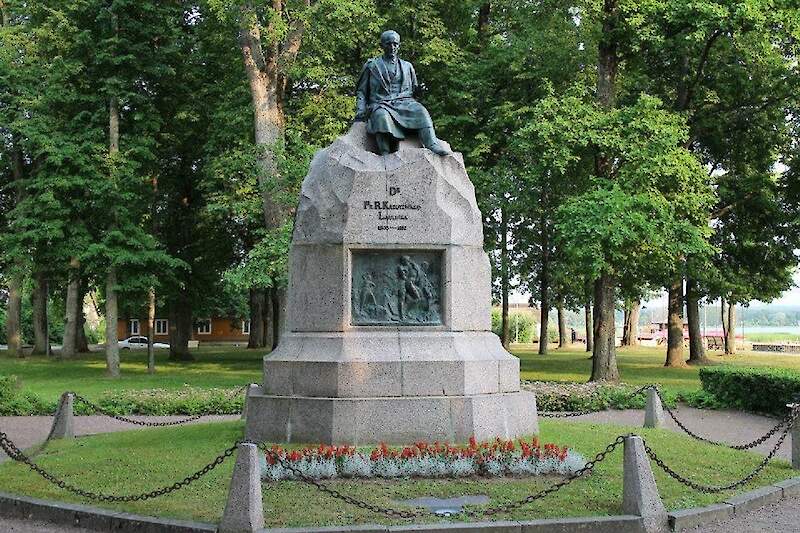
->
[[490, 309, 542, 343], [699, 366, 800, 416], [523, 381, 679, 412]]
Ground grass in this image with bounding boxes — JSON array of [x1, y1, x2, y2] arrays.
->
[[513, 344, 800, 395], [0, 347, 263, 402], [0, 419, 793, 526], [744, 332, 800, 343]]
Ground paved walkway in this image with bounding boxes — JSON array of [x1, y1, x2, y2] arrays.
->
[[0, 407, 796, 531], [562, 405, 792, 460]]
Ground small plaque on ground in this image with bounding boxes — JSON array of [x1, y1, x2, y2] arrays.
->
[[351, 250, 442, 326]]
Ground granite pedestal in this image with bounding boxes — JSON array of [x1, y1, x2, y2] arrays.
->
[[245, 124, 538, 444]]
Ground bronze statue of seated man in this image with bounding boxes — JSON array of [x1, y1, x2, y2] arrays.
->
[[354, 30, 452, 156]]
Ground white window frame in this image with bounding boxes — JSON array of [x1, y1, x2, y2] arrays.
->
[[242, 320, 251, 334], [155, 319, 168, 335], [197, 319, 212, 335], [129, 319, 140, 336]]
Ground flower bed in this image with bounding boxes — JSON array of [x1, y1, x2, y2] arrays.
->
[[261, 437, 586, 481]]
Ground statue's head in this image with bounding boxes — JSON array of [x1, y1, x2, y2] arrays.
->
[[380, 30, 401, 58]]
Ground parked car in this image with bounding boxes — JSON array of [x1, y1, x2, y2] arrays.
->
[[118, 336, 169, 350]]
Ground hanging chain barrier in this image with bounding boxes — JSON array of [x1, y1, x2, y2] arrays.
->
[[539, 384, 658, 418], [263, 434, 630, 519], [0, 427, 238, 502], [71, 384, 249, 427], [653, 387, 799, 450], [643, 412, 796, 493]]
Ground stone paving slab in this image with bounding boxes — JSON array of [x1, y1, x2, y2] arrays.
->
[[723, 485, 784, 514], [668, 503, 733, 531]]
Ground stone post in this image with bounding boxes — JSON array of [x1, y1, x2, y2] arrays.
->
[[644, 388, 664, 429], [241, 384, 259, 421], [219, 442, 264, 533], [789, 404, 799, 470], [50, 392, 74, 440], [623, 435, 668, 533]]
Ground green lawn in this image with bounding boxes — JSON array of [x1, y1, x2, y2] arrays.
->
[[3, 344, 800, 404], [0, 347, 263, 402], [0, 419, 792, 526], [513, 344, 800, 394]]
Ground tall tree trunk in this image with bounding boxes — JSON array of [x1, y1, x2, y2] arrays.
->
[[621, 302, 641, 346], [5, 277, 22, 357], [538, 220, 550, 354], [591, 273, 619, 382], [665, 279, 686, 367], [589, 0, 620, 382], [105, 94, 120, 374], [32, 272, 49, 355], [248, 288, 266, 349], [168, 291, 194, 361], [557, 296, 567, 347], [264, 289, 275, 350], [147, 287, 155, 374], [720, 297, 728, 353], [271, 287, 284, 351], [726, 303, 737, 355], [500, 205, 510, 348], [686, 278, 709, 364], [61, 259, 81, 358], [76, 283, 89, 353], [622, 306, 631, 345], [584, 301, 593, 352], [104, 269, 120, 376]]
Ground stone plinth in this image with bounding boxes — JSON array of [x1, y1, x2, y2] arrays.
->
[[245, 123, 538, 444]]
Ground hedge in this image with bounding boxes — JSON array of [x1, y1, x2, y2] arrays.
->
[[0, 377, 244, 416], [699, 366, 800, 416]]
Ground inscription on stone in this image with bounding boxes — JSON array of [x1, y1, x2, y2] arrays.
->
[[361, 187, 420, 231], [351, 251, 442, 326]]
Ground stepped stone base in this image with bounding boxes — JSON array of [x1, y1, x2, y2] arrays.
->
[[244, 389, 538, 445]]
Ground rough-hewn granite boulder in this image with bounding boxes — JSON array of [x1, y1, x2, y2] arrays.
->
[[245, 123, 538, 444]]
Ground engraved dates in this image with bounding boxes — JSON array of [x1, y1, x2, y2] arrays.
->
[[351, 251, 442, 326]]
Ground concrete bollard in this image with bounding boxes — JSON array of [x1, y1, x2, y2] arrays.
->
[[50, 392, 74, 440], [219, 442, 264, 533], [623, 435, 668, 533], [788, 404, 799, 470], [644, 388, 664, 429], [241, 384, 259, 421]]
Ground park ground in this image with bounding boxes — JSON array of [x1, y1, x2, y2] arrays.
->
[[0, 343, 798, 527], [2, 343, 800, 402]]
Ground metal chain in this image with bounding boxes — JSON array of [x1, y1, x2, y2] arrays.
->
[[467, 434, 628, 516], [654, 388, 799, 450], [71, 385, 248, 427], [264, 448, 422, 519], [540, 384, 656, 418], [643, 421, 793, 493], [0, 428, 238, 502]]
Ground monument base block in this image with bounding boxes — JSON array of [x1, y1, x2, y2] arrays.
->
[[244, 389, 538, 445]]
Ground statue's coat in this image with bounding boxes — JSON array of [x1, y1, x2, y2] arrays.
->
[[355, 57, 434, 139]]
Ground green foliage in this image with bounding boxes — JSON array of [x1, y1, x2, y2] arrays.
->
[[699, 366, 800, 415], [490, 309, 538, 343], [532, 383, 680, 413]]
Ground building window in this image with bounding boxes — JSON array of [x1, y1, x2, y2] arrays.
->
[[155, 319, 168, 335], [242, 320, 251, 334], [197, 319, 212, 335], [129, 319, 140, 336]]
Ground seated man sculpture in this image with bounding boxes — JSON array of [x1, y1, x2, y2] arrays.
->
[[355, 30, 452, 156]]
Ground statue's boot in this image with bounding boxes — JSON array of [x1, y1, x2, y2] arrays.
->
[[376, 133, 393, 155], [419, 127, 452, 156]]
